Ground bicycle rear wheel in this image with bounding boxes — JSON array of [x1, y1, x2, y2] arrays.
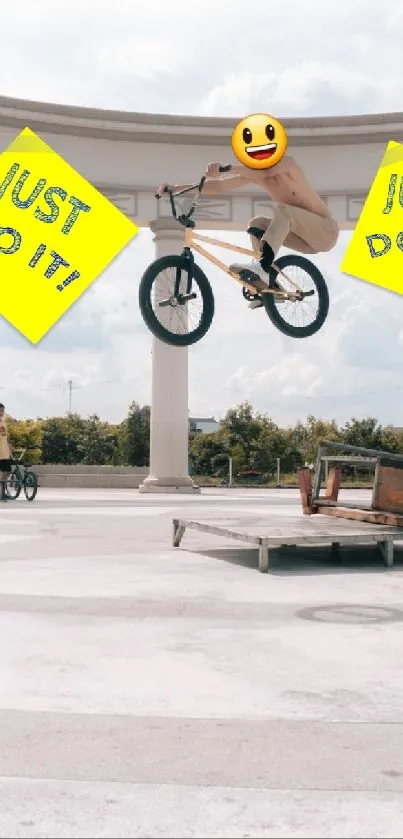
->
[[263, 255, 329, 338], [6, 473, 21, 499], [24, 471, 38, 501], [139, 255, 215, 347]]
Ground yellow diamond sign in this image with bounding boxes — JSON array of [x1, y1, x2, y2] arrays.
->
[[341, 140, 403, 295], [0, 127, 138, 343]]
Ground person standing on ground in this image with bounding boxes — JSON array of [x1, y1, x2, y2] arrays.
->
[[0, 404, 12, 502]]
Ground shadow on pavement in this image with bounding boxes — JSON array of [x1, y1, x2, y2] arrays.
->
[[193, 544, 403, 575]]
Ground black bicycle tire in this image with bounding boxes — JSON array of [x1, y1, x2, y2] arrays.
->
[[139, 255, 215, 347], [263, 254, 329, 338], [6, 472, 21, 499], [23, 470, 38, 501]]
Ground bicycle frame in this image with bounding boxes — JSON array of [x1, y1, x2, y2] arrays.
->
[[183, 229, 301, 298], [160, 173, 303, 298], [12, 448, 26, 463], [11, 447, 36, 476], [11, 450, 26, 480]]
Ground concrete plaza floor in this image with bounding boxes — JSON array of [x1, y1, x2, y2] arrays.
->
[[1, 487, 403, 838]]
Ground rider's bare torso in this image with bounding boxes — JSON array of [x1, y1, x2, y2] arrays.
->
[[228, 157, 330, 218]]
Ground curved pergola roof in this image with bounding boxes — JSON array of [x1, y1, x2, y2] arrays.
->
[[0, 94, 402, 146], [0, 95, 398, 229]]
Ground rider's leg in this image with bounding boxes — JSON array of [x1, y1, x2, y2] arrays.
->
[[230, 207, 339, 309], [248, 204, 333, 269], [237, 218, 280, 308], [247, 220, 281, 287], [0, 467, 9, 500], [231, 206, 339, 282], [230, 216, 279, 304], [247, 219, 269, 254], [262, 204, 339, 255], [230, 209, 291, 283]]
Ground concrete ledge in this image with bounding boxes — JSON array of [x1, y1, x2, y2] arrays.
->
[[32, 465, 149, 489], [33, 465, 149, 475]]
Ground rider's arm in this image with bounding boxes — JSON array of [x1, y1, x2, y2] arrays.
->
[[230, 157, 294, 183], [156, 164, 250, 197], [202, 175, 250, 194], [158, 176, 249, 195]]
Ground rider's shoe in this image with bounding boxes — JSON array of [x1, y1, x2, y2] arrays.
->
[[230, 241, 274, 283], [230, 257, 284, 308], [230, 258, 271, 287]]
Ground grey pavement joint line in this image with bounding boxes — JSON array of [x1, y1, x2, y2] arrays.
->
[[0, 711, 403, 793]]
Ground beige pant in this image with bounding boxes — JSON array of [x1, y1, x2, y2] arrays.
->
[[248, 204, 339, 257]]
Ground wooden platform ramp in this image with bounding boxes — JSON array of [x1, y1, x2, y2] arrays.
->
[[172, 514, 402, 573]]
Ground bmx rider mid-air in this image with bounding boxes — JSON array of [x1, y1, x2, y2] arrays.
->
[[157, 156, 339, 308]]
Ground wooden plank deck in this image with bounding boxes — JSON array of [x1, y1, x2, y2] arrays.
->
[[172, 515, 403, 573]]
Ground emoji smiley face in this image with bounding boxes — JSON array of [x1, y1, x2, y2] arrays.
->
[[231, 113, 288, 170]]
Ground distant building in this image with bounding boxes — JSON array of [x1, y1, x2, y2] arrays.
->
[[189, 416, 220, 434]]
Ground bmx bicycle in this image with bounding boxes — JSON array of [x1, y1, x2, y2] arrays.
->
[[6, 447, 38, 501], [138, 165, 330, 347]]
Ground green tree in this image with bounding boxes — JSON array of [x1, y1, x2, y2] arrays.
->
[[220, 402, 263, 465], [379, 425, 402, 454], [41, 414, 86, 464], [290, 415, 341, 464], [118, 402, 150, 466], [279, 427, 305, 474], [387, 426, 403, 455], [7, 417, 43, 463], [189, 431, 227, 476], [251, 418, 287, 475], [341, 417, 384, 450], [82, 414, 119, 465], [228, 442, 247, 476]]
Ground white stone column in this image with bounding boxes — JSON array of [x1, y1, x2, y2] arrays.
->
[[139, 218, 200, 493]]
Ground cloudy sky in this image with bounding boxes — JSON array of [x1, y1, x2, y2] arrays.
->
[[1, 0, 403, 427]]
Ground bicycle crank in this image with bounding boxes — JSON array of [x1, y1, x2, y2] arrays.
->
[[158, 292, 197, 308], [242, 287, 260, 302], [293, 289, 315, 301]]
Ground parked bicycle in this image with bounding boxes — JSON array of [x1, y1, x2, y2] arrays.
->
[[138, 164, 330, 346], [6, 447, 38, 501]]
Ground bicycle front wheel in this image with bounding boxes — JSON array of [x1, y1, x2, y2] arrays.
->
[[6, 473, 21, 499], [139, 255, 215, 347], [263, 255, 329, 339], [24, 471, 38, 501]]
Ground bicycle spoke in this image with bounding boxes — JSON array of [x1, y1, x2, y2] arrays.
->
[[273, 263, 320, 328], [6, 472, 21, 499], [23, 471, 38, 501], [153, 266, 205, 336]]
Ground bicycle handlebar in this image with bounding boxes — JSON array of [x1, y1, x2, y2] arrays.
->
[[154, 164, 232, 200], [154, 165, 233, 225], [12, 445, 39, 460]]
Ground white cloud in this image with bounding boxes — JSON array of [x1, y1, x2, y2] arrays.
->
[[387, 3, 403, 25], [2, 0, 402, 115], [199, 63, 401, 118]]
